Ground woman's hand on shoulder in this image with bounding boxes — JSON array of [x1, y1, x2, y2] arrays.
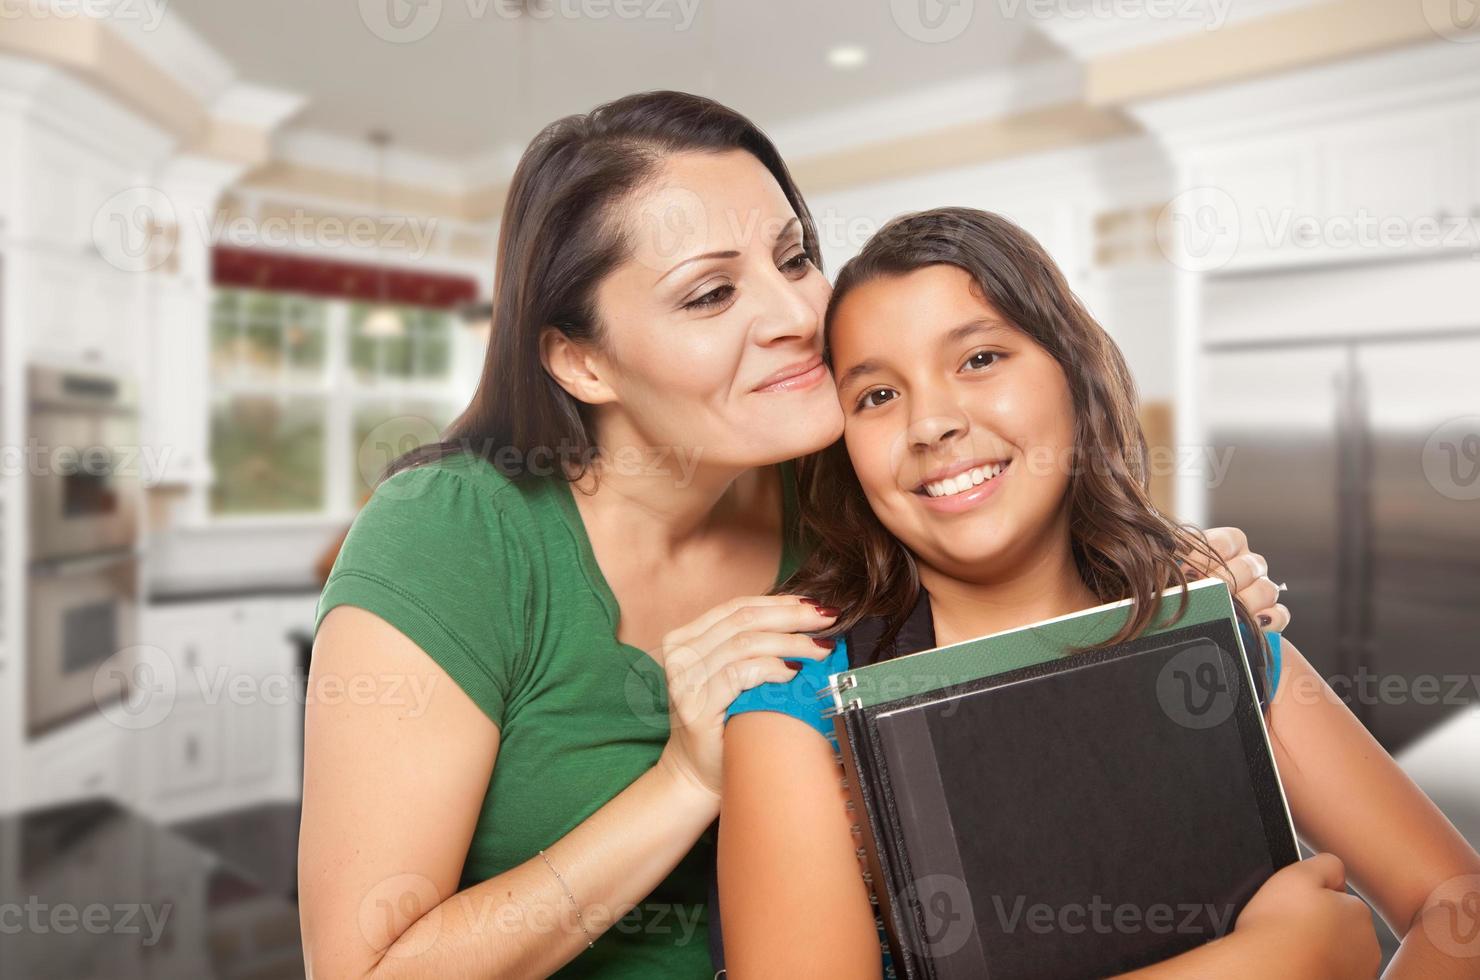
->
[[1184, 526, 1290, 632], [656, 594, 838, 798]]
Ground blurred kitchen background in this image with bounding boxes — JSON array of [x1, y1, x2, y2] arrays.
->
[[1, 0, 1477, 976]]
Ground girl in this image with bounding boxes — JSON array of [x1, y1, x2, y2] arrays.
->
[[719, 208, 1480, 978], [300, 94, 1287, 979]]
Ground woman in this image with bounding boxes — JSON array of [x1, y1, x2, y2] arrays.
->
[[719, 208, 1480, 978], [298, 93, 1286, 978]]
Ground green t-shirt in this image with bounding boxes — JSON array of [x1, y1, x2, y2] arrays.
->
[[314, 452, 804, 978]]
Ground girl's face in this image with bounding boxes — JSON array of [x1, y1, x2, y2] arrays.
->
[[830, 264, 1079, 582], [583, 149, 842, 468]]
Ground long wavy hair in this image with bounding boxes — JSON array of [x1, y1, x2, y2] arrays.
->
[[784, 207, 1263, 658], [387, 90, 821, 482]]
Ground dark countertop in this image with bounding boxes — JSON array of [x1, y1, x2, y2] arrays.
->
[[0, 799, 304, 979], [147, 579, 323, 605]]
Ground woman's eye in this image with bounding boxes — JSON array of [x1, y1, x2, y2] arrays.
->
[[963, 350, 1001, 371], [856, 387, 897, 411], [780, 252, 811, 275], [684, 284, 735, 310]]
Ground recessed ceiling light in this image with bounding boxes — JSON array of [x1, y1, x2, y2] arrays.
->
[[827, 45, 868, 70]]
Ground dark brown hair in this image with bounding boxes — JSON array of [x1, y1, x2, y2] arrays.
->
[[785, 207, 1263, 658], [388, 90, 821, 481]]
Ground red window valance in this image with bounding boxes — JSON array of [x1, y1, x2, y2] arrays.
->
[[212, 246, 479, 310]]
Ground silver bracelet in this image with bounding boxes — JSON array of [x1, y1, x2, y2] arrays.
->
[[538, 848, 594, 949]]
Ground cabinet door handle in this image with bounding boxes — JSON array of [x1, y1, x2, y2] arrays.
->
[[185, 735, 199, 766]]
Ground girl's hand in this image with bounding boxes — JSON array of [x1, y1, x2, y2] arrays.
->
[[1186, 526, 1291, 632], [656, 595, 839, 798], [1233, 853, 1382, 980]]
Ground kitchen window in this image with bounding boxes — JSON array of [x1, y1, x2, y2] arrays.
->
[[208, 288, 460, 517]]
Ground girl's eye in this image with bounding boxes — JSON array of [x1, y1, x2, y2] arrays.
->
[[856, 387, 897, 411], [684, 283, 735, 310], [963, 350, 1001, 372]]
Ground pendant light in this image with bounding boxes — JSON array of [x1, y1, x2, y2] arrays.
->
[[362, 128, 405, 338]]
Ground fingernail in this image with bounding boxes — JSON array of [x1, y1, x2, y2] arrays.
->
[[814, 606, 841, 618], [783, 660, 804, 671], [812, 636, 834, 648], [1258, 614, 1272, 627]]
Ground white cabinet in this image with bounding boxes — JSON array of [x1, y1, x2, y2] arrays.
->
[[24, 717, 125, 810], [1186, 134, 1320, 266], [1185, 104, 1480, 271], [136, 596, 305, 822]]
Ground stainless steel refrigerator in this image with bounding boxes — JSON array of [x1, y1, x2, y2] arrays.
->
[[1206, 331, 1480, 753]]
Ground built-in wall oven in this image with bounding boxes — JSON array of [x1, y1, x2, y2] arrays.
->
[[27, 367, 142, 736]]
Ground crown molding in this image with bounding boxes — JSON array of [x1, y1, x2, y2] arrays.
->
[[767, 58, 1086, 162], [1123, 37, 1480, 148], [1032, 0, 1323, 59]]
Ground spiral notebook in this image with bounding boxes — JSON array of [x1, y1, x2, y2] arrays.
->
[[825, 578, 1299, 980]]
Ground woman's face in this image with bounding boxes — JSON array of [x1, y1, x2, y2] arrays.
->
[[584, 149, 842, 469], [830, 264, 1079, 582]]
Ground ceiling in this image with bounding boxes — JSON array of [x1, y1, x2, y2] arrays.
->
[[166, 0, 1066, 161]]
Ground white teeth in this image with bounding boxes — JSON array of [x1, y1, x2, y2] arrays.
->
[[921, 462, 1006, 498]]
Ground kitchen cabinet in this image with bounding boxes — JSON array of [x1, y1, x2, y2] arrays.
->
[[1185, 134, 1319, 266], [24, 717, 125, 810], [1184, 103, 1479, 271], [136, 596, 306, 823]]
